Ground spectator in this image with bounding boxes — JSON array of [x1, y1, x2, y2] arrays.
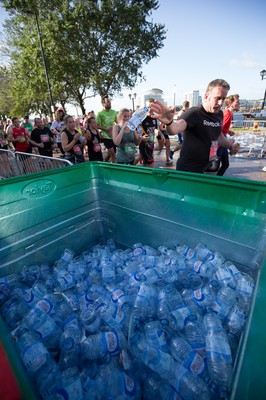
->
[[112, 108, 140, 165], [30, 118, 56, 157], [7, 117, 32, 155], [216, 94, 240, 176], [149, 79, 240, 173], [61, 115, 87, 163], [96, 96, 117, 163], [51, 108, 65, 155], [138, 98, 158, 167], [84, 117, 103, 161], [21, 115, 33, 134]]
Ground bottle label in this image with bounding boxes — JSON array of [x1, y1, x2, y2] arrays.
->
[[188, 352, 205, 376], [105, 331, 119, 354], [122, 372, 136, 396], [193, 288, 205, 302], [193, 261, 204, 274], [0, 279, 11, 296], [36, 298, 54, 314]]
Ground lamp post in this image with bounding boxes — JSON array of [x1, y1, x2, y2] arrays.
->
[[173, 84, 176, 107], [260, 69, 266, 111], [128, 93, 137, 113], [22, 9, 55, 116]]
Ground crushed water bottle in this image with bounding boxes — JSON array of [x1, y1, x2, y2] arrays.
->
[[126, 106, 149, 130], [203, 312, 233, 397]]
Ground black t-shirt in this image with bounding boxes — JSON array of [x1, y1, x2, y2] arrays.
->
[[176, 105, 223, 173], [31, 127, 54, 156]]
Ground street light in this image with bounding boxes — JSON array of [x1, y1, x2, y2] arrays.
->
[[22, 9, 55, 116], [128, 93, 137, 113], [260, 69, 266, 111], [173, 84, 176, 107]]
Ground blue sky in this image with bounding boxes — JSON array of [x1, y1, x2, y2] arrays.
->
[[1, 0, 266, 114]]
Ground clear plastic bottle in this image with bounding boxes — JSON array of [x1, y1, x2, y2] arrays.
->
[[126, 107, 149, 130], [169, 334, 207, 378], [236, 272, 255, 300], [15, 327, 51, 380], [81, 330, 126, 361], [144, 319, 169, 353], [23, 281, 47, 308], [184, 318, 206, 356], [169, 362, 212, 400], [203, 312, 233, 396], [211, 286, 236, 321], [100, 255, 116, 283], [61, 367, 83, 400], [0, 273, 20, 305], [130, 332, 175, 380]]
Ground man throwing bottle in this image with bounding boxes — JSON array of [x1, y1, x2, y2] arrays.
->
[[149, 79, 240, 174]]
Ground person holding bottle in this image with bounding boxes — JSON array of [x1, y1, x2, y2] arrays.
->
[[138, 98, 158, 167], [112, 108, 140, 165], [149, 79, 240, 173], [84, 117, 103, 161], [61, 115, 87, 163]]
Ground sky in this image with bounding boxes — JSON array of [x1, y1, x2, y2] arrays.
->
[[0, 0, 266, 115]]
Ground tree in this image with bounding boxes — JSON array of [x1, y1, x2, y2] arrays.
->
[[0, 0, 166, 114], [0, 66, 15, 116]]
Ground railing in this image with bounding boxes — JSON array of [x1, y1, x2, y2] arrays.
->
[[0, 149, 73, 179]]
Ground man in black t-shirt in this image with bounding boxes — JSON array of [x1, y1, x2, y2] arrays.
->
[[31, 118, 55, 157], [149, 79, 240, 174]]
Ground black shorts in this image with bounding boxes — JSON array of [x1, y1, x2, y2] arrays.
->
[[161, 130, 169, 140], [103, 138, 116, 151]]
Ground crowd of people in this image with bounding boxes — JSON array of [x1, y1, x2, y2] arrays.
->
[[0, 79, 240, 176]]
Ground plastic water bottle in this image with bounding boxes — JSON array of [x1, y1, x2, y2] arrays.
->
[[23, 308, 62, 351], [126, 107, 149, 130], [211, 286, 236, 321], [169, 362, 212, 400], [203, 312, 233, 396], [56, 248, 75, 269], [184, 318, 206, 356], [236, 272, 255, 300], [170, 306, 197, 331], [60, 323, 81, 352], [0, 274, 20, 305], [130, 332, 175, 380], [215, 266, 237, 289], [20, 265, 40, 285], [95, 366, 140, 400], [143, 372, 179, 400], [81, 330, 126, 360], [61, 367, 83, 400], [169, 334, 207, 378], [23, 282, 47, 308], [185, 259, 214, 278], [101, 255, 116, 282], [15, 327, 51, 380], [144, 320, 169, 353]]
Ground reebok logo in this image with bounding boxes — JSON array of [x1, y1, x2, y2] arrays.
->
[[203, 120, 220, 127]]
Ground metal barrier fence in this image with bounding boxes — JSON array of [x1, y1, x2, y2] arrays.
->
[[0, 149, 73, 179]]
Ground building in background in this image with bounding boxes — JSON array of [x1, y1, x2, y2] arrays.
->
[[185, 90, 200, 107], [143, 88, 167, 106]]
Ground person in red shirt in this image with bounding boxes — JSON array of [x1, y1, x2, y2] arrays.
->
[[8, 117, 32, 154], [217, 94, 240, 176]]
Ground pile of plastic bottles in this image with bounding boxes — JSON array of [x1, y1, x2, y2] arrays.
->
[[0, 240, 255, 400]]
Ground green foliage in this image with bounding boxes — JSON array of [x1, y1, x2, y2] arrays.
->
[[0, 0, 166, 114], [0, 66, 15, 117]]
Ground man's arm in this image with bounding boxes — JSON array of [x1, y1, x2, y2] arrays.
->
[[218, 134, 240, 154]]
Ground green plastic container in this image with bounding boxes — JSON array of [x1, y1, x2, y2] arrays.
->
[[0, 162, 266, 399]]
